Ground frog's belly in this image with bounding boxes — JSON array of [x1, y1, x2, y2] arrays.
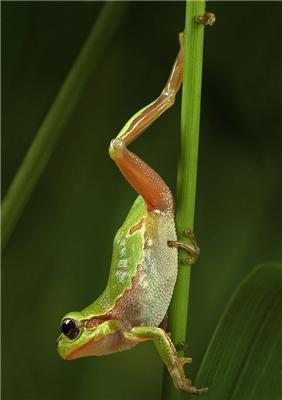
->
[[112, 209, 178, 327]]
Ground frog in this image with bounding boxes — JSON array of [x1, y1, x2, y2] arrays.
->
[[57, 33, 208, 395]]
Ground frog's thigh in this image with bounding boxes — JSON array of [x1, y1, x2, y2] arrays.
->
[[124, 326, 208, 395], [109, 140, 174, 211]]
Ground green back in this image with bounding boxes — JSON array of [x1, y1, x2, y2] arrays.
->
[[81, 196, 146, 318]]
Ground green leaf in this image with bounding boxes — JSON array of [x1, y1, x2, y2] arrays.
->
[[1, 2, 127, 248], [196, 263, 282, 399]]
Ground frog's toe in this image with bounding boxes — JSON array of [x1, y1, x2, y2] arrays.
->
[[180, 380, 208, 395], [179, 356, 192, 366]]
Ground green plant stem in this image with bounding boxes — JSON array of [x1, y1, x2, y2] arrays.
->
[[1, 2, 127, 248], [162, 1, 206, 398]]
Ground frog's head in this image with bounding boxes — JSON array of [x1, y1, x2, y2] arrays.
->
[[57, 311, 116, 360]]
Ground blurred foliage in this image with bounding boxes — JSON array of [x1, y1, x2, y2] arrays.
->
[[2, 2, 127, 247], [2, 2, 281, 400], [196, 263, 282, 399]]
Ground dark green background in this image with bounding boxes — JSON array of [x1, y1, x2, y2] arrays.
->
[[2, 2, 281, 399]]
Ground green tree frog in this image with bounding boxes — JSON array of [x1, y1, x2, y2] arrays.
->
[[57, 33, 207, 395]]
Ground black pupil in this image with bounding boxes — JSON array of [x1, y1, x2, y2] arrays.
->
[[61, 319, 79, 339]]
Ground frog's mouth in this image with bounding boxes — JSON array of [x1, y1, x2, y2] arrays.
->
[[64, 329, 126, 360], [63, 336, 99, 360], [57, 328, 104, 360]]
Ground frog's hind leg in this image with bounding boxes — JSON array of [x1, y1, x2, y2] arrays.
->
[[124, 326, 208, 395], [109, 34, 184, 212], [109, 138, 174, 211]]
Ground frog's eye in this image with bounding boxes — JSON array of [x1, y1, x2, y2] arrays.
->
[[61, 318, 79, 340]]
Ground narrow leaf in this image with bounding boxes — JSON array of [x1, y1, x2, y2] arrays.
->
[[196, 262, 282, 399], [2, 2, 127, 248]]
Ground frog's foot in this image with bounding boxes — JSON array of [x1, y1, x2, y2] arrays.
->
[[168, 228, 200, 265], [170, 354, 207, 394], [196, 12, 216, 27], [124, 326, 208, 395]]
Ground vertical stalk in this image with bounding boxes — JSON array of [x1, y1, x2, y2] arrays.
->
[[162, 0, 206, 398], [1, 2, 127, 248]]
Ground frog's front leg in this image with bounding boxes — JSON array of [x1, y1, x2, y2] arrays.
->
[[168, 228, 200, 265], [124, 327, 208, 395]]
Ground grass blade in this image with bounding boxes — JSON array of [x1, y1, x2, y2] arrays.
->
[[2, 2, 127, 248], [196, 263, 282, 399]]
